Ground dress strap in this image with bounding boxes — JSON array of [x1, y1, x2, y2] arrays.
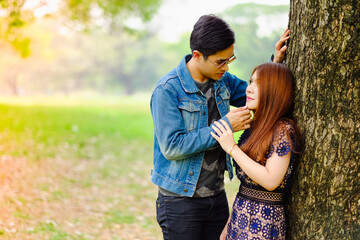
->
[[238, 185, 284, 205]]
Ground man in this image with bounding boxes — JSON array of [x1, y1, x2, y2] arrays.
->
[[150, 14, 289, 240]]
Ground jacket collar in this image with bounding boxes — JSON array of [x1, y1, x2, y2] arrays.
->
[[176, 54, 226, 93], [176, 55, 201, 93]]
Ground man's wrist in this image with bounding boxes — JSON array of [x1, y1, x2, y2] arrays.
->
[[222, 116, 234, 132]]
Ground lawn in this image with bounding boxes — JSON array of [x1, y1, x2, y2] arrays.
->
[[0, 95, 239, 240]]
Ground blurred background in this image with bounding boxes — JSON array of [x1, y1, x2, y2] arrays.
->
[[0, 0, 289, 96], [0, 0, 289, 239]]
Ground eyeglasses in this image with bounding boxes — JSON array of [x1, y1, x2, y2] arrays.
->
[[208, 55, 237, 69]]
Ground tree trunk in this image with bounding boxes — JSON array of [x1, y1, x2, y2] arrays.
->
[[8, 73, 19, 95], [286, 1, 359, 239]]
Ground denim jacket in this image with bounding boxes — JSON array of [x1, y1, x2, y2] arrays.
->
[[150, 55, 248, 197]]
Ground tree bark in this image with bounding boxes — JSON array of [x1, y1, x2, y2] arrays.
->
[[8, 73, 19, 95], [286, 1, 360, 239]]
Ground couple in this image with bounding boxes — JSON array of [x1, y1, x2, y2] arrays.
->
[[150, 14, 301, 240]]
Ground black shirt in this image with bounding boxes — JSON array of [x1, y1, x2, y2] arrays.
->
[[193, 80, 226, 197]]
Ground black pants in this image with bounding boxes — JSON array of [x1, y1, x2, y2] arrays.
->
[[156, 190, 229, 240]]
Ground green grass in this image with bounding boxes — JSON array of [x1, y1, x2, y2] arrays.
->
[[0, 95, 239, 240], [0, 95, 154, 161]]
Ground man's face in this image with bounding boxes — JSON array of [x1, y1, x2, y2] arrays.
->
[[200, 45, 235, 81]]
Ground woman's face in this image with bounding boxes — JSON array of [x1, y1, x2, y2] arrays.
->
[[246, 70, 259, 110]]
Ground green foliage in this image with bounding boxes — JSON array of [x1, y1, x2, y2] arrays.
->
[[66, 0, 162, 22], [221, 3, 289, 79], [0, 3, 289, 94], [10, 37, 31, 57], [0, 0, 162, 57], [0, 0, 33, 57], [226, 3, 289, 17]]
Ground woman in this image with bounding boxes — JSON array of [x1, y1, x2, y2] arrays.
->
[[211, 62, 301, 240]]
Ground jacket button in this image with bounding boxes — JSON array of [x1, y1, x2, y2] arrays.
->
[[189, 171, 194, 176], [184, 189, 188, 193], [202, 111, 206, 115]]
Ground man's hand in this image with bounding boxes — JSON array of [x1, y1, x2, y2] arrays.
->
[[273, 28, 290, 63], [225, 106, 252, 132]]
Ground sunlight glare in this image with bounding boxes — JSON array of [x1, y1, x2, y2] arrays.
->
[[23, 0, 61, 18]]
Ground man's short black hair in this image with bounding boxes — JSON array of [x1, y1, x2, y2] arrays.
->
[[190, 14, 235, 59]]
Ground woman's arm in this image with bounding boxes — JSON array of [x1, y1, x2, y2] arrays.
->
[[228, 144, 290, 191], [220, 216, 231, 240], [211, 120, 290, 191]]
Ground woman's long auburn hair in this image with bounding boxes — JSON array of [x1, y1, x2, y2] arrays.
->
[[241, 62, 299, 165]]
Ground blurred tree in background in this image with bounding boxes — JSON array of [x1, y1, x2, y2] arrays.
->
[[224, 3, 289, 79], [0, 0, 162, 94], [63, 0, 161, 23], [0, 0, 161, 56], [0, 0, 33, 57], [0, 1, 288, 95]]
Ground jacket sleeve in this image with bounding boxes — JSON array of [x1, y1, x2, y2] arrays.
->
[[151, 84, 224, 161], [226, 73, 248, 107]]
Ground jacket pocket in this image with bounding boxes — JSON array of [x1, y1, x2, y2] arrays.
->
[[178, 101, 201, 131], [218, 87, 231, 112]]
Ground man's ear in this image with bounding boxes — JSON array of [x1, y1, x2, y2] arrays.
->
[[192, 50, 202, 60]]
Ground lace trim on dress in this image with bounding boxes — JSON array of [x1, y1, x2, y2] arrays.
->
[[266, 119, 296, 159], [238, 185, 285, 205]]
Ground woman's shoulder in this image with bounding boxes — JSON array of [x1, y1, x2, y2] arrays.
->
[[274, 118, 297, 135], [271, 118, 300, 153]]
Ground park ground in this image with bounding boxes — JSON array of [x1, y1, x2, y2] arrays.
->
[[0, 95, 239, 240]]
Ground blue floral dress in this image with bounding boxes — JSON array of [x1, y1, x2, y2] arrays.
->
[[226, 120, 298, 240]]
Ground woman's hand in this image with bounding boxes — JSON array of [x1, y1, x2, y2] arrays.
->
[[210, 120, 236, 154], [219, 216, 230, 240], [219, 224, 228, 240], [273, 28, 290, 63]]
